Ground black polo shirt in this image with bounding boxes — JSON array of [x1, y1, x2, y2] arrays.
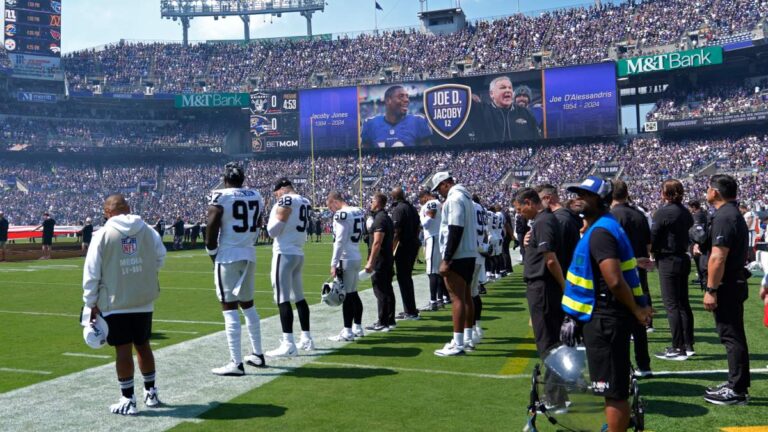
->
[[651, 203, 693, 256], [523, 209, 561, 281], [42, 218, 55, 238], [710, 201, 749, 290], [173, 220, 184, 236], [369, 209, 394, 268], [692, 209, 707, 226], [82, 224, 94, 243], [390, 200, 420, 249], [553, 207, 582, 271], [0, 217, 8, 242], [590, 226, 633, 319], [611, 203, 650, 259]]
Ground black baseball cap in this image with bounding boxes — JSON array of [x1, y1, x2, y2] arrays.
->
[[274, 177, 293, 191]]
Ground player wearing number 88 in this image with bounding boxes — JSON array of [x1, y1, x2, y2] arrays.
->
[[266, 178, 315, 357], [206, 163, 267, 376]]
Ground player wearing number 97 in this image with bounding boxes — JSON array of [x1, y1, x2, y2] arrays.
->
[[326, 191, 366, 342], [266, 177, 314, 358], [206, 163, 266, 376]]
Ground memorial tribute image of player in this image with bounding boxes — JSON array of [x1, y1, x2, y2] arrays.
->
[[361, 85, 432, 148], [470, 76, 540, 143]]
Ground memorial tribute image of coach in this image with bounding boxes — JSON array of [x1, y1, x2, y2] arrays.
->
[[470, 76, 540, 143], [361, 85, 432, 148]]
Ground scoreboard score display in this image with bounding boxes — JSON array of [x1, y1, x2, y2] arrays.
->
[[4, 0, 62, 57], [249, 90, 300, 152]]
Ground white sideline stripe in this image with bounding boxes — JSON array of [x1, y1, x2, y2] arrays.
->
[[314, 361, 528, 380], [62, 352, 111, 360], [0, 310, 224, 326], [0, 275, 433, 431], [0, 367, 52, 375], [652, 368, 768, 377], [0, 281, 273, 294]]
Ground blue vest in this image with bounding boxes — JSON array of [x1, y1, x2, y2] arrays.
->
[[562, 213, 647, 322]]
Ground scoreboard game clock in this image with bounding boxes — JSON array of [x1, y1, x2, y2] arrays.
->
[[250, 90, 300, 152]]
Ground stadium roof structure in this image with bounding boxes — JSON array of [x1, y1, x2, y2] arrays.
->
[[160, 0, 325, 46]]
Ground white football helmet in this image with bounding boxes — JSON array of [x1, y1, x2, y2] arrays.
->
[[83, 314, 109, 349], [321, 277, 346, 307]]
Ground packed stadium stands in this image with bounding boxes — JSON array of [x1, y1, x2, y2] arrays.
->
[[37, 0, 767, 93], [2, 130, 766, 226]]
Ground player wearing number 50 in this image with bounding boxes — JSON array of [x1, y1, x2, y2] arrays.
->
[[361, 85, 432, 148], [206, 163, 267, 376], [326, 191, 366, 342], [266, 178, 315, 357]]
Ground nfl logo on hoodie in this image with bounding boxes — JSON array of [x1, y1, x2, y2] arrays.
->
[[121, 237, 138, 255]]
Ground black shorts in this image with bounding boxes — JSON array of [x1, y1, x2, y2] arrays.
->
[[447, 257, 476, 285], [583, 314, 631, 400], [42, 236, 53, 246], [104, 312, 153, 346]]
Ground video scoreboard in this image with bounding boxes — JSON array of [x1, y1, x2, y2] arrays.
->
[[4, 0, 62, 57], [249, 90, 300, 152]]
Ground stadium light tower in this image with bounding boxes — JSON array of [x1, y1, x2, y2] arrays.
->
[[161, 0, 326, 46]]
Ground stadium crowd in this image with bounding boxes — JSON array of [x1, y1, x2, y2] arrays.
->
[[2, 132, 767, 226], [647, 82, 768, 122], [39, 0, 767, 93]]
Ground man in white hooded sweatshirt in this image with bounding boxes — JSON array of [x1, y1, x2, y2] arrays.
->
[[431, 172, 477, 356], [83, 194, 167, 415]]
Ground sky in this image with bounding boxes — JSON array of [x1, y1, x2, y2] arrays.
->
[[1, 0, 622, 53]]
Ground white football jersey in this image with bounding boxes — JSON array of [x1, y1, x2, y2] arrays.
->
[[270, 192, 311, 256], [209, 188, 264, 263], [474, 203, 488, 248], [331, 205, 364, 266], [489, 211, 504, 240], [420, 199, 442, 240]]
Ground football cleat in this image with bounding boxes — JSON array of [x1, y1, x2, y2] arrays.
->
[[110, 395, 137, 415], [211, 361, 245, 376], [143, 387, 162, 407], [434, 341, 465, 357], [245, 353, 267, 368], [704, 387, 749, 405], [266, 339, 298, 358], [298, 337, 315, 351], [365, 322, 389, 332], [328, 330, 355, 342]]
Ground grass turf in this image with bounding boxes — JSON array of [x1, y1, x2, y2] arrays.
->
[[1, 241, 767, 431]]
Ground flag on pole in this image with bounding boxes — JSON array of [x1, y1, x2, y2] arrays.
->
[[375, 1, 383, 10]]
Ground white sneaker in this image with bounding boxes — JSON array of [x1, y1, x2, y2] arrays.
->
[[266, 339, 298, 358], [244, 353, 267, 368], [352, 327, 365, 339], [211, 361, 245, 376], [465, 338, 476, 352], [328, 331, 355, 342], [143, 387, 161, 407], [299, 337, 315, 351], [434, 341, 465, 357], [110, 395, 137, 415], [474, 326, 484, 341]]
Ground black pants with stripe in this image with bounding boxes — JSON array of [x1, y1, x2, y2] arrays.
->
[[372, 262, 395, 326]]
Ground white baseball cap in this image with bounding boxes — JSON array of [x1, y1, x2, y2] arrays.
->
[[81, 307, 109, 349], [430, 171, 453, 192]]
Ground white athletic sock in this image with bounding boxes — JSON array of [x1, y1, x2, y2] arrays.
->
[[353, 323, 363, 332], [222, 310, 242, 365], [453, 332, 464, 347], [464, 327, 474, 342], [475, 320, 482, 331], [343, 327, 353, 335], [283, 332, 295, 343], [301, 330, 312, 340], [241, 306, 262, 355]]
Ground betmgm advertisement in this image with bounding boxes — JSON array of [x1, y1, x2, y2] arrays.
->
[[252, 62, 618, 152]]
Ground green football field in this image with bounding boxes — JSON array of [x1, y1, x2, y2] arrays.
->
[[0, 240, 767, 431]]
